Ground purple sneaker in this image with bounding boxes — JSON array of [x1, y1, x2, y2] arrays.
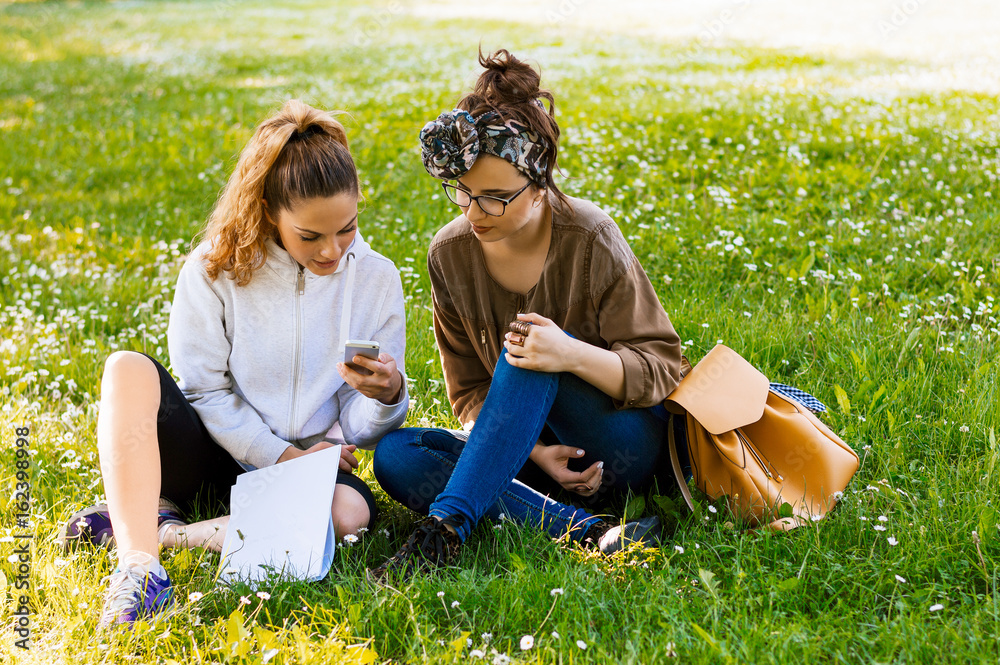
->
[[58, 499, 185, 550], [98, 565, 174, 628]]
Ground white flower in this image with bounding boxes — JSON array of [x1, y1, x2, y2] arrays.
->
[[674, 545, 685, 554], [895, 575, 906, 583], [550, 587, 564, 596], [833, 491, 844, 500], [492, 654, 510, 665], [708, 505, 718, 514], [551, 631, 560, 639], [960, 425, 970, 433], [576, 640, 588, 650], [187, 592, 204, 602], [451, 600, 460, 608], [929, 604, 944, 612], [481, 632, 492, 643], [520, 635, 534, 650], [342, 534, 358, 545], [874, 525, 887, 532], [356, 527, 368, 533], [471, 650, 485, 659], [256, 591, 270, 600], [878, 515, 888, 522], [860, 516, 869, 521], [239, 596, 251, 605], [888, 536, 898, 546], [437, 591, 445, 598]]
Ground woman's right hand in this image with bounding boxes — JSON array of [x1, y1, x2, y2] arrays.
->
[[530, 443, 604, 497], [277, 441, 359, 473]]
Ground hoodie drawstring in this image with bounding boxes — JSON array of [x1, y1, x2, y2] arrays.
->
[[340, 252, 357, 358]]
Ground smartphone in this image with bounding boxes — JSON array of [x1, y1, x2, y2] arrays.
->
[[344, 340, 380, 375]]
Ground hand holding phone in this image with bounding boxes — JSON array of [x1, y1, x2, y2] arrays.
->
[[338, 340, 403, 404], [344, 340, 380, 376]]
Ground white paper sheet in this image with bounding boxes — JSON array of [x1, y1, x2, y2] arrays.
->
[[219, 445, 340, 585]]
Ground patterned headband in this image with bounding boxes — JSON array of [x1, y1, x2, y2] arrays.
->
[[419, 108, 550, 186]]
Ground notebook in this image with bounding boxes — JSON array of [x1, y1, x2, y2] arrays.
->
[[219, 445, 340, 585]]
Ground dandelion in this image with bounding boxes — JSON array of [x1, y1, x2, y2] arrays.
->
[[930, 604, 944, 612], [451, 600, 460, 608], [520, 635, 535, 650], [674, 545, 685, 554], [256, 591, 270, 600], [576, 640, 588, 650], [888, 536, 898, 546], [550, 587, 564, 596], [343, 534, 358, 545], [239, 596, 251, 605], [895, 575, 906, 583]]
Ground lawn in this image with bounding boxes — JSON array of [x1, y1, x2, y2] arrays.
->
[[1, 1, 999, 663]]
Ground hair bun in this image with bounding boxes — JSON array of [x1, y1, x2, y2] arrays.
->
[[477, 48, 540, 105]]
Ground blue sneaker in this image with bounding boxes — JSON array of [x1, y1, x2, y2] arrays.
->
[[98, 564, 174, 628], [58, 499, 185, 550]]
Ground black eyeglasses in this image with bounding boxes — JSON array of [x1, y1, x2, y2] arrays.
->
[[441, 181, 532, 217]]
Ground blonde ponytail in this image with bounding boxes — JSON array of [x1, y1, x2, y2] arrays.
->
[[200, 100, 357, 286]]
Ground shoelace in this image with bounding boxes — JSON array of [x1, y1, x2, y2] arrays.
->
[[98, 568, 148, 624], [400, 514, 466, 565]]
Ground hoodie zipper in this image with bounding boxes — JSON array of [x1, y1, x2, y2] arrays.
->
[[287, 267, 305, 440]]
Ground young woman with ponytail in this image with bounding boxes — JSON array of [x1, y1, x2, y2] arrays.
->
[[370, 50, 689, 581], [60, 100, 409, 626]]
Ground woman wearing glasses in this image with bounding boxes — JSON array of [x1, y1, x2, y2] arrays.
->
[[370, 49, 689, 580]]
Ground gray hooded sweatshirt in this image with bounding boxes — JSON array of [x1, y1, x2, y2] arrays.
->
[[166, 232, 408, 470]]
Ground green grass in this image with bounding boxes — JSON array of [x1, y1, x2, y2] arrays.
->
[[2, 0, 999, 662]]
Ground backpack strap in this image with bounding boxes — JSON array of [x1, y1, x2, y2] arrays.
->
[[667, 414, 694, 512]]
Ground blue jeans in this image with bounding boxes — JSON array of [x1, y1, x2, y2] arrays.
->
[[373, 349, 685, 542]]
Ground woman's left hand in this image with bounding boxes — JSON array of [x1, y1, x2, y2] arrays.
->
[[338, 353, 403, 404], [503, 312, 580, 373]]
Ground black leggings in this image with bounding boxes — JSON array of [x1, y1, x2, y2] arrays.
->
[[145, 355, 378, 525]]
